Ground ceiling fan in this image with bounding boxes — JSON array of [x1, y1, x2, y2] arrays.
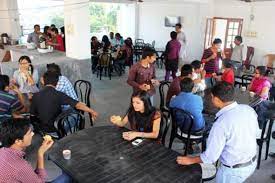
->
[[129, 0, 144, 2]]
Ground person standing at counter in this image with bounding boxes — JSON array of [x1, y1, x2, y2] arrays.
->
[[48, 28, 65, 52], [13, 56, 39, 94], [27, 24, 41, 47]]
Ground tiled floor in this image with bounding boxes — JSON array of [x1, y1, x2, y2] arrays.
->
[[26, 67, 275, 182]]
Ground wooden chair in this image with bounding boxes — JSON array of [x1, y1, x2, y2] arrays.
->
[[243, 46, 254, 70], [97, 52, 112, 80]]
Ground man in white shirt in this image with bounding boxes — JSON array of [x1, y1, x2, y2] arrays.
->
[[231, 35, 247, 64], [175, 23, 187, 69], [176, 82, 259, 182]]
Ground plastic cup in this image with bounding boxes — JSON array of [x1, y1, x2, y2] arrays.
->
[[63, 150, 71, 160], [249, 91, 255, 98], [241, 86, 246, 92]]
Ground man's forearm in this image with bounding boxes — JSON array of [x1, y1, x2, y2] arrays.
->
[[76, 102, 94, 115]]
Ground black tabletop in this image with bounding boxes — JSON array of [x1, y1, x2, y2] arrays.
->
[[199, 88, 261, 115], [49, 126, 202, 183]]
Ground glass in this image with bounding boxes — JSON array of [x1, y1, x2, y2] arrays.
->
[[234, 22, 240, 29], [233, 29, 238, 35], [229, 22, 235, 29]]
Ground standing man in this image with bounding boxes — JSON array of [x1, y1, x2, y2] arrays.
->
[[175, 23, 187, 69], [176, 82, 259, 182], [127, 47, 159, 104], [230, 35, 247, 69], [27, 24, 41, 47]]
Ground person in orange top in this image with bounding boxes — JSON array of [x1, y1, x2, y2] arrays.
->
[[213, 61, 235, 85], [48, 28, 65, 52]]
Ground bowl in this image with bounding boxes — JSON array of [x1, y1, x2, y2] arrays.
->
[[249, 91, 255, 97], [37, 48, 49, 53]]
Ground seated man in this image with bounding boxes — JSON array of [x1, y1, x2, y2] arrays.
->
[[46, 63, 78, 102], [166, 64, 193, 105], [0, 75, 25, 121], [177, 82, 259, 182], [0, 119, 71, 182], [191, 60, 206, 93], [30, 71, 98, 134], [169, 78, 204, 131]]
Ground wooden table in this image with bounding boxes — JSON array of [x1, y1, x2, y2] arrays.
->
[[49, 126, 202, 183], [199, 88, 262, 115]]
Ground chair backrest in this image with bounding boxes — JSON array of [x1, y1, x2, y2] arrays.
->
[[98, 52, 111, 67], [244, 46, 255, 67], [159, 81, 171, 110], [151, 40, 155, 48], [159, 110, 171, 145], [135, 39, 144, 46], [54, 109, 85, 138], [74, 80, 91, 108], [241, 74, 253, 87], [170, 108, 194, 134]]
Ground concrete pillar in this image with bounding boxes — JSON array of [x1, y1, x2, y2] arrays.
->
[[0, 0, 21, 39], [64, 0, 90, 59]]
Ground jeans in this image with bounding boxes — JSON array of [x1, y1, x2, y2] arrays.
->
[[205, 78, 213, 89], [216, 161, 256, 183], [51, 172, 72, 183]]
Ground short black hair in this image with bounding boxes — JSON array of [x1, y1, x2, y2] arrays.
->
[[180, 64, 193, 77], [91, 36, 97, 41], [191, 60, 202, 70], [0, 118, 31, 147], [180, 78, 194, 93], [170, 31, 177, 39], [52, 28, 58, 34], [235, 35, 243, 43], [46, 63, 62, 76], [211, 81, 235, 102], [223, 60, 233, 69], [34, 24, 40, 28], [43, 71, 59, 86], [213, 38, 222, 45], [0, 75, 10, 91], [175, 23, 182, 28], [51, 24, 56, 28], [142, 47, 156, 59], [256, 66, 267, 76]]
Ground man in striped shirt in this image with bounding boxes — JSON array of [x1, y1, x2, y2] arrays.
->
[[0, 75, 25, 121]]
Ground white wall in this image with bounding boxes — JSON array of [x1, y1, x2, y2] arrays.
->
[[214, 1, 275, 66], [0, 0, 21, 39], [138, 1, 213, 62]]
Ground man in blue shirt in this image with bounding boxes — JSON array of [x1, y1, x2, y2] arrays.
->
[[176, 82, 259, 182], [169, 77, 204, 131]]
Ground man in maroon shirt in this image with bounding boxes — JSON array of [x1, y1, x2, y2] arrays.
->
[[164, 31, 181, 81], [127, 47, 159, 104], [0, 119, 70, 183]]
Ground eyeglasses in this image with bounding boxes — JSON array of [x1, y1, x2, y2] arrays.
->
[[20, 62, 29, 65]]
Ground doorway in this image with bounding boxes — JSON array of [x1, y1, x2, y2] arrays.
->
[[204, 17, 243, 58]]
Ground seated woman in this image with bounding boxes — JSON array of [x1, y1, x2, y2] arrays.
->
[[212, 61, 235, 85], [248, 66, 271, 100], [248, 66, 271, 129], [48, 28, 65, 52], [13, 56, 39, 94], [110, 91, 161, 141]]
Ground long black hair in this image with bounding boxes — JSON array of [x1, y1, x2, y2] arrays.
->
[[127, 91, 157, 132], [18, 55, 34, 75], [102, 35, 111, 52]]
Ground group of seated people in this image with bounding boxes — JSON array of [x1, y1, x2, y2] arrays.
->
[[91, 32, 134, 74], [27, 24, 65, 52]]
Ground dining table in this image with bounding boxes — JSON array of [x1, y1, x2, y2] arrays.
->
[[49, 126, 202, 183], [199, 87, 262, 115]]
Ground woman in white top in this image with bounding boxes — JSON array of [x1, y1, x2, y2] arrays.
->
[[13, 56, 39, 94]]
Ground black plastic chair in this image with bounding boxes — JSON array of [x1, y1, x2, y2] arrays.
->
[[256, 117, 274, 169], [74, 80, 93, 126], [97, 52, 112, 80], [54, 109, 85, 139], [156, 51, 165, 69], [159, 81, 171, 112], [159, 110, 171, 146], [241, 74, 253, 88], [169, 108, 204, 155]]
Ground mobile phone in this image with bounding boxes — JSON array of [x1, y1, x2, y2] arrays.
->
[[132, 139, 143, 146]]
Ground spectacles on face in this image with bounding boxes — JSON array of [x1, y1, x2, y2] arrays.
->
[[20, 62, 29, 65]]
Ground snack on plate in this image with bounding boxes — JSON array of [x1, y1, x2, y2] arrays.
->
[[43, 135, 52, 141], [115, 116, 122, 122]]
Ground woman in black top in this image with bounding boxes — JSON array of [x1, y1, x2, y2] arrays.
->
[[110, 91, 161, 141]]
